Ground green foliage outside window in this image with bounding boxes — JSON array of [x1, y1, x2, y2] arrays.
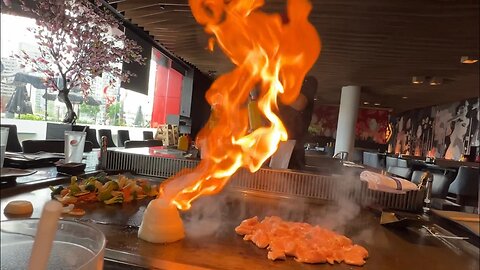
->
[[17, 113, 44, 121], [107, 102, 126, 126], [78, 103, 100, 124]]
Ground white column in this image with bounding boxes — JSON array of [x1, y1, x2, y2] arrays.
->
[[334, 85, 361, 159]]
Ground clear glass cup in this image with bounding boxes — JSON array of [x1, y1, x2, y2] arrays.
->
[[1, 219, 106, 270], [0, 127, 9, 168], [64, 131, 86, 163]]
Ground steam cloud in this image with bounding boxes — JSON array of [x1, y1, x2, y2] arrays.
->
[[181, 168, 374, 245]]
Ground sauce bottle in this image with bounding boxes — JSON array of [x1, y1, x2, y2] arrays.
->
[[248, 90, 262, 131]]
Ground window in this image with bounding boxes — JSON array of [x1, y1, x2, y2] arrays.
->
[[1, 13, 192, 129]]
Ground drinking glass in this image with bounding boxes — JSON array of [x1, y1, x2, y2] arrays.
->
[[1, 219, 106, 270], [64, 131, 86, 163], [0, 127, 9, 168]]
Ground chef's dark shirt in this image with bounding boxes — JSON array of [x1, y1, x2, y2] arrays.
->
[[278, 76, 317, 170]]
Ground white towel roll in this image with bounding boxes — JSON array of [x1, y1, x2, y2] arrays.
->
[[360, 171, 418, 194]]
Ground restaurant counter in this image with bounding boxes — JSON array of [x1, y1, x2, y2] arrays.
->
[[1, 175, 478, 270]]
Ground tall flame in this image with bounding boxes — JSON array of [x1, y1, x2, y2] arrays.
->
[[160, 0, 321, 210]]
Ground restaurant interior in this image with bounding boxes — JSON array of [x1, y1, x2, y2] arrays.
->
[[0, 0, 479, 269]]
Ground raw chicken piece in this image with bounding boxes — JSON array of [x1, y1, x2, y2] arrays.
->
[[235, 216, 369, 266]]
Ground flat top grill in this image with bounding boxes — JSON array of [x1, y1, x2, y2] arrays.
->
[[103, 149, 426, 212], [1, 180, 478, 270]]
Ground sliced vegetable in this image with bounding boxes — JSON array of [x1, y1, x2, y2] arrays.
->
[[76, 192, 97, 203], [55, 195, 78, 205], [95, 172, 111, 184], [84, 177, 98, 192], [122, 187, 133, 203], [50, 174, 158, 205], [97, 181, 119, 201], [69, 176, 82, 196], [104, 194, 123, 205], [49, 186, 64, 199]]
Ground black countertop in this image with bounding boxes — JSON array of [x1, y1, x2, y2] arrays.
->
[[1, 175, 478, 270]]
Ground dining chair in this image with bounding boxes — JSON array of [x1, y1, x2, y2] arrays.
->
[[362, 152, 382, 168], [431, 173, 455, 199], [117, 130, 130, 147], [143, 131, 154, 140], [98, 129, 116, 147], [386, 156, 398, 171], [410, 170, 425, 185], [72, 125, 88, 132], [86, 128, 101, 148], [448, 166, 479, 205], [387, 166, 412, 179], [397, 158, 409, 168], [0, 124, 23, 152]]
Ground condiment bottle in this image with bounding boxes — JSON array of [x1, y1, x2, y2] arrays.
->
[[248, 90, 262, 131], [178, 134, 189, 151]]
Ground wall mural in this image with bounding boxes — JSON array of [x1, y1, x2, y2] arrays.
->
[[309, 105, 389, 144], [392, 98, 479, 160]]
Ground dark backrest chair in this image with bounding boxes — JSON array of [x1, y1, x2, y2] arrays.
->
[[98, 129, 116, 147], [73, 125, 100, 149], [85, 128, 100, 148], [22, 140, 93, 153], [387, 166, 412, 179], [448, 166, 479, 205], [411, 170, 425, 185], [362, 152, 382, 169], [124, 140, 163, 149], [397, 158, 409, 168], [0, 124, 23, 152], [386, 156, 398, 171], [72, 125, 88, 132], [143, 131, 154, 140], [411, 170, 454, 199], [117, 130, 130, 147], [46, 123, 72, 139], [431, 173, 455, 199]]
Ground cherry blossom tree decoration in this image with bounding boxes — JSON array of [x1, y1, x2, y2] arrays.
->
[[14, 0, 145, 123]]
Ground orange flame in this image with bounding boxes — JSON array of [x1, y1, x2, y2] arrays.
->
[[159, 0, 321, 210]]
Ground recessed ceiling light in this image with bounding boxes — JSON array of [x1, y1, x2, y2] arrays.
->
[[461, 56, 478, 64], [412, 76, 425, 84], [402, 96, 408, 99], [374, 103, 380, 106], [363, 101, 369, 105], [429, 77, 443, 86]]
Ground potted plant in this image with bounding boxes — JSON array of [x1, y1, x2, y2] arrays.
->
[[11, 0, 145, 123]]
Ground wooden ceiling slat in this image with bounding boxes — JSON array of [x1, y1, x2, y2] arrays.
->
[[117, 0, 189, 12], [113, 0, 479, 113]]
